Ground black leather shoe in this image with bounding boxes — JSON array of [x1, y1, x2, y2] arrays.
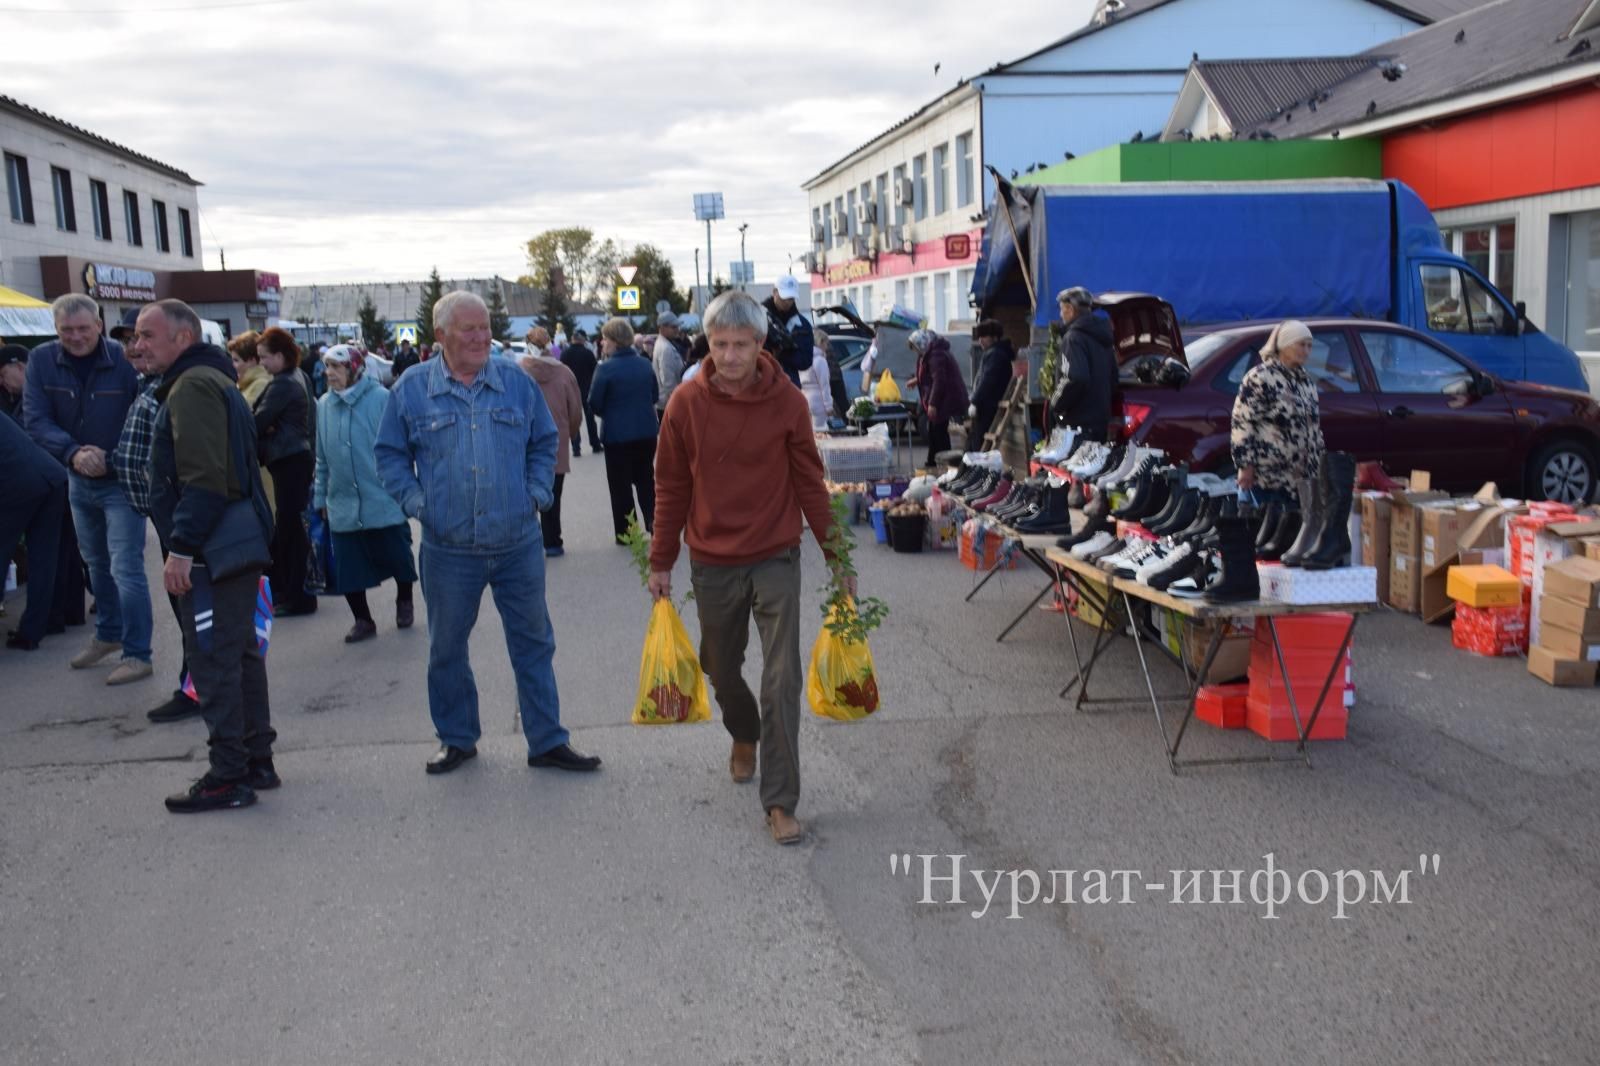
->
[[426, 744, 477, 775], [6, 630, 40, 651], [246, 757, 281, 791], [148, 690, 202, 723], [165, 776, 256, 813], [528, 743, 601, 772]]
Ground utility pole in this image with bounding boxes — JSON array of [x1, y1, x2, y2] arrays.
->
[[694, 249, 701, 312], [739, 223, 748, 280]]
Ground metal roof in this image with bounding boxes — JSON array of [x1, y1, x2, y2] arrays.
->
[[0, 94, 201, 187], [1192, 57, 1384, 130], [1238, 0, 1600, 137]]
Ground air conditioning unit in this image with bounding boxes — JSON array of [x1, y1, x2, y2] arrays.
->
[[803, 251, 820, 274], [856, 202, 877, 228], [882, 226, 903, 253], [894, 178, 915, 205], [833, 214, 850, 237], [851, 235, 871, 258], [811, 222, 826, 244]]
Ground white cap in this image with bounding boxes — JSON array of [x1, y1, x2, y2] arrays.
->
[[775, 275, 800, 300]]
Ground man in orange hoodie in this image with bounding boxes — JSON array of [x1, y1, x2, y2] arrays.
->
[[649, 291, 854, 846]]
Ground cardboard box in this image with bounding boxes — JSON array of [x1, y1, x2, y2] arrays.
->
[[1180, 619, 1253, 683], [1537, 622, 1600, 663], [1540, 595, 1600, 639], [1543, 556, 1600, 609], [1527, 644, 1598, 687], [1447, 565, 1522, 608], [1421, 506, 1470, 572], [1360, 494, 1392, 602], [1387, 492, 1449, 612], [1583, 536, 1600, 562], [1451, 603, 1529, 657]]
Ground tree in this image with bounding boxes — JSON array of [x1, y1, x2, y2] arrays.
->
[[485, 283, 512, 341], [536, 285, 577, 337], [710, 275, 732, 298], [523, 227, 620, 309], [619, 243, 689, 319], [416, 267, 445, 348], [357, 292, 391, 352]]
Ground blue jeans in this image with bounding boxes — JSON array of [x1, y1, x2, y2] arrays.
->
[[69, 474, 152, 662], [418, 534, 568, 755]]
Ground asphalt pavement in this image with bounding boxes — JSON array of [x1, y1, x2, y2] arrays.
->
[[2, 457, 1597, 1066]]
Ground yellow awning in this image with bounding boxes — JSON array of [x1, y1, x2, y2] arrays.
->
[[0, 285, 50, 308]]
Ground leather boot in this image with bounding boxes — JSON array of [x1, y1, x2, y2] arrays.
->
[[1067, 480, 1087, 510], [1202, 515, 1261, 602], [1278, 467, 1323, 568], [730, 740, 756, 783], [1149, 488, 1200, 537], [1304, 452, 1357, 570], [1056, 504, 1111, 549], [1254, 502, 1283, 550], [1258, 508, 1302, 562], [1016, 482, 1072, 534]]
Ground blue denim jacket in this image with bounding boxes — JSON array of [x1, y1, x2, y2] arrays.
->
[[375, 355, 558, 551]]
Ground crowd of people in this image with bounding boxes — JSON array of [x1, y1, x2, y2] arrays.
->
[[1, 281, 859, 845]]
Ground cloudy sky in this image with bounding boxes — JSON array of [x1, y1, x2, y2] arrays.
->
[[8, 0, 1097, 291]]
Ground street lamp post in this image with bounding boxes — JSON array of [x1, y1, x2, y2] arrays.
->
[[738, 223, 748, 277], [693, 193, 724, 311]]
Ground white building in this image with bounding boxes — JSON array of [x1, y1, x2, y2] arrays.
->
[[802, 0, 1467, 331]]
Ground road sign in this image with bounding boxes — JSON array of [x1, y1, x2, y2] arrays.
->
[[618, 265, 638, 285], [617, 286, 641, 311]]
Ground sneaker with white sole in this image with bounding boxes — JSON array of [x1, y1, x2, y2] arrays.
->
[[70, 638, 122, 670], [1070, 530, 1116, 560], [106, 658, 154, 685]]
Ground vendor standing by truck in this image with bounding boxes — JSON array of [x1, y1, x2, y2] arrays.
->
[[1049, 287, 1114, 441]]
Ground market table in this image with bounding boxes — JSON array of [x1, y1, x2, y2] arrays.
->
[[848, 409, 914, 474], [1044, 546, 1375, 773], [946, 495, 1067, 642]]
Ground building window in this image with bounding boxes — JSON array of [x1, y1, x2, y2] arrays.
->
[[178, 206, 194, 257], [51, 166, 76, 232], [152, 199, 170, 252], [5, 153, 34, 224], [861, 283, 874, 318], [913, 275, 928, 315], [834, 195, 845, 244], [1444, 221, 1516, 303], [912, 154, 928, 223], [892, 164, 907, 227], [957, 267, 976, 310], [875, 173, 889, 236], [956, 132, 974, 208], [933, 144, 949, 216], [123, 189, 142, 246], [894, 279, 908, 309], [859, 181, 872, 230], [1562, 209, 1600, 352], [90, 179, 111, 240], [846, 188, 857, 241], [934, 272, 950, 330], [812, 206, 823, 246], [821, 202, 833, 250]]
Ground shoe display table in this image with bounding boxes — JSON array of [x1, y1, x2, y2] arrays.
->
[[1044, 547, 1375, 773], [947, 494, 1068, 642]]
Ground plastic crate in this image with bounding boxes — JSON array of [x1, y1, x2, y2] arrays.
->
[[817, 437, 892, 482]]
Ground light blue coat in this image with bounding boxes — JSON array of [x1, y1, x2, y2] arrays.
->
[[313, 373, 409, 533]]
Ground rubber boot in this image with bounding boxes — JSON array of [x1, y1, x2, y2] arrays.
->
[[1278, 467, 1323, 569], [1203, 516, 1261, 603], [1303, 452, 1357, 571]]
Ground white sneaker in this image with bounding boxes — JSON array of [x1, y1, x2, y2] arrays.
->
[[1136, 542, 1188, 584], [1062, 439, 1099, 469], [1069, 444, 1110, 478], [1070, 530, 1115, 560], [1038, 427, 1079, 464]]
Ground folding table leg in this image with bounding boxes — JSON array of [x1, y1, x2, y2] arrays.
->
[[996, 579, 1055, 642], [964, 554, 1008, 602], [1059, 569, 1114, 699], [1072, 592, 1119, 712], [1122, 590, 1181, 763], [1166, 624, 1224, 772], [1267, 614, 1359, 765]]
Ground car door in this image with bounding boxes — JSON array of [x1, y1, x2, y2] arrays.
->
[[1414, 261, 1527, 381], [1210, 327, 1384, 464], [1355, 328, 1519, 492]]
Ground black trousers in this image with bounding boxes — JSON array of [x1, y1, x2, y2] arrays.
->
[[157, 544, 192, 696], [603, 439, 656, 538], [543, 474, 565, 549], [48, 494, 86, 630], [0, 480, 63, 643], [178, 566, 273, 781], [925, 419, 952, 468], [580, 400, 601, 453], [267, 452, 314, 610]]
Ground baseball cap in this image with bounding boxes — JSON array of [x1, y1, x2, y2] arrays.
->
[[109, 306, 141, 340], [657, 311, 681, 329], [0, 343, 28, 369], [775, 275, 800, 300]]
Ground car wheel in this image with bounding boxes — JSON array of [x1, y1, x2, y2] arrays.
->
[[1528, 439, 1597, 505]]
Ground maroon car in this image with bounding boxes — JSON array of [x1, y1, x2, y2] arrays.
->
[[1097, 295, 1600, 504]]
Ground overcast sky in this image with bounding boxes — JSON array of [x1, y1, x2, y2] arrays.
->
[[8, 0, 1096, 290]]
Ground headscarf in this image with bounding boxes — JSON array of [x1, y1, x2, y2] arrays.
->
[[321, 343, 365, 385], [1260, 320, 1311, 362]]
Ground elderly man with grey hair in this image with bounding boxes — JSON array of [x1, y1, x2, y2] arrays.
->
[[24, 293, 153, 684], [376, 290, 600, 777], [651, 310, 688, 412]]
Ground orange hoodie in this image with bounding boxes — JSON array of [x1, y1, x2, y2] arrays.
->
[[650, 352, 835, 571]]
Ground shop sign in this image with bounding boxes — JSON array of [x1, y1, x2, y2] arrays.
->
[[824, 259, 876, 286], [246, 302, 269, 317], [944, 234, 972, 259], [255, 271, 282, 300], [83, 262, 157, 301]]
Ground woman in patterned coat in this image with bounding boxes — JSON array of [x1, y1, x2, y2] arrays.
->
[[1230, 320, 1325, 504]]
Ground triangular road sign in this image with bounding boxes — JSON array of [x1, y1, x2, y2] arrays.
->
[[618, 265, 638, 285]]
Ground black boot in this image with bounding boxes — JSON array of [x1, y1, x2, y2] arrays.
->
[[1203, 516, 1261, 603], [1303, 452, 1357, 570], [1254, 502, 1283, 550], [1056, 504, 1111, 550], [1016, 482, 1072, 534], [1140, 468, 1188, 531], [1279, 465, 1323, 568], [1258, 508, 1302, 562], [1149, 487, 1200, 537]]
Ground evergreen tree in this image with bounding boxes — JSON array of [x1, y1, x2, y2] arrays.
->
[[357, 292, 391, 352], [485, 283, 512, 341], [416, 267, 445, 348]]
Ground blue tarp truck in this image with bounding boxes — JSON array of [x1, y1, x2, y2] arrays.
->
[[974, 178, 1589, 392]]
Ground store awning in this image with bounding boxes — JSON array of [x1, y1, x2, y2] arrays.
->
[[0, 285, 55, 338]]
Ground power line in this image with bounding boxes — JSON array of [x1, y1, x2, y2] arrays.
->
[[0, 0, 307, 12]]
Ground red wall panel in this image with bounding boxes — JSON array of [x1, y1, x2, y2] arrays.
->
[[1383, 85, 1600, 210]]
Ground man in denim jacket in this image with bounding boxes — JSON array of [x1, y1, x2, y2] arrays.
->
[[376, 291, 600, 777]]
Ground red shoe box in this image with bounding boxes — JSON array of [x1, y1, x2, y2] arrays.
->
[[1246, 619, 1354, 741], [1195, 683, 1249, 729], [1510, 510, 1576, 582], [1450, 602, 1529, 657], [1246, 697, 1348, 741]]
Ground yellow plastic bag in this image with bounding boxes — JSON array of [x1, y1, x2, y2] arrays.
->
[[807, 599, 881, 721], [873, 370, 901, 404], [633, 599, 712, 725]]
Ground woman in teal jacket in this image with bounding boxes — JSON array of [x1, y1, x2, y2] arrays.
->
[[313, 346, 417, 643]]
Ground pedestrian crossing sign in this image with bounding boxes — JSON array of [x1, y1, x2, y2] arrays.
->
[[617, 286, 641, 311]]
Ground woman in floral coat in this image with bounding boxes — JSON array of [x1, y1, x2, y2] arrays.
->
[[1230, 320, 1325, 504]]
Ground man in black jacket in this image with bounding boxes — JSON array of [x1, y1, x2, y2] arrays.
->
[[1050, 287, 1115, 442], [0, 413, 64, 650], [561, 329, 601, 455], [761, 276, 814, 388], [138, 299, 277, 814], [968, 320, 1016, 443]]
